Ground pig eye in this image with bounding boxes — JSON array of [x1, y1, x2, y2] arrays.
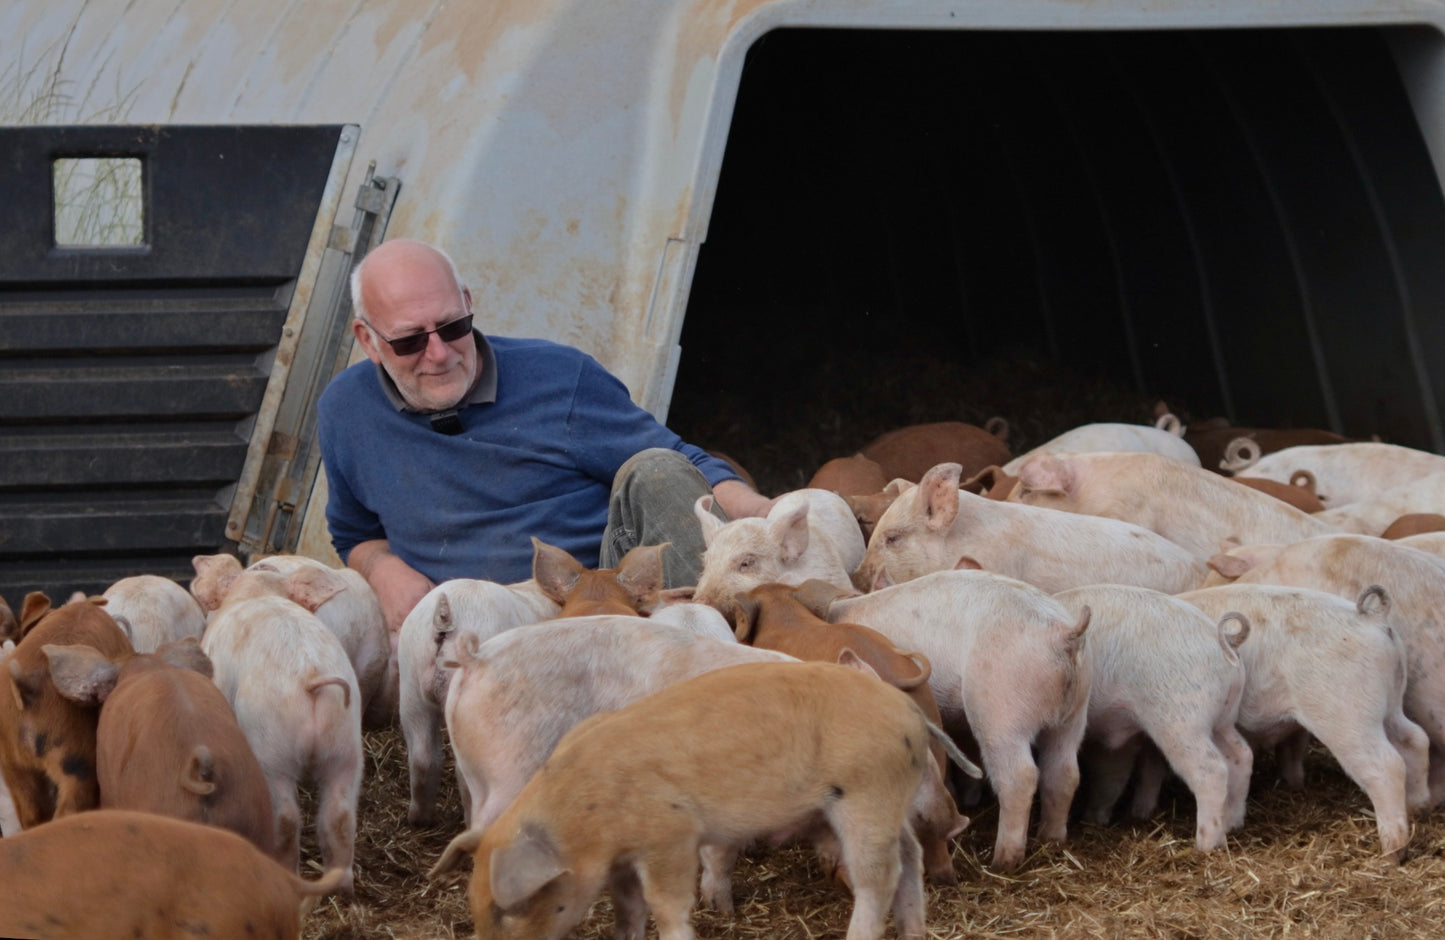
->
[[737, 554, 757, 571], [884, 532, 902, 547]]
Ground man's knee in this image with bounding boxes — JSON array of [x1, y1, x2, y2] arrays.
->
[[605, 449, 722, 587], [615, 447, 702, 490]]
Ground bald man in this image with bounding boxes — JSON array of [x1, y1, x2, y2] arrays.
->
[[317, 239, 773, 631]]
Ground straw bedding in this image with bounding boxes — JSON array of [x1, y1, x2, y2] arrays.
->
[[302, 727, 1445, 938]]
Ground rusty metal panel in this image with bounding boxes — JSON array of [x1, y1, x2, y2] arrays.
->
[[0, 125, 348, 602]]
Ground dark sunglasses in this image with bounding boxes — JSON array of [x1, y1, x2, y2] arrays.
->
[[366, 314, 474, 356]]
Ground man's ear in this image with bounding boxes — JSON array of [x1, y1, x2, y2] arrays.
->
[[353, 319, 382, 364]]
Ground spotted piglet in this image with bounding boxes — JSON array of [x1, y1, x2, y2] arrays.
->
[[0, 593, 133, 829]]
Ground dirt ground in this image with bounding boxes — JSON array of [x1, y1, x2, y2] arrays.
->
[[301, 724, 1445, 939]]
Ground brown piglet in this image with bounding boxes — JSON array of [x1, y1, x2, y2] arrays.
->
[[446, 660, 978, 940], [45, 636, 280, 864], [0, 809, 344, 939]]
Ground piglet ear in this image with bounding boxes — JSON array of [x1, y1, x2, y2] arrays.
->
[[18, 591, 52, 638], [731, 592, 761, 643], [155, 636, 213, 679], [958, 465, 997, 495], [694, 496, 725, 546], [882, 478, 913, 497], [1017, 454, 1071, 497], [531, 537, 584, 604], [189, 554, 243, 611], [1206, 553, 1253, 581], [282, 567, 347, 613], [835, 647, 882, 681], [43, 643, 121, 706], [918, 463, 962, 532], [654, 586, 695, 607], [615, 542, 667, 608], [790, 579, 856, 617], [771, 503, 812, 566], [491, 828, 570, 911]]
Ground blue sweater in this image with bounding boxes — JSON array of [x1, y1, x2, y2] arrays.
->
[[317, 335, 739, 584]]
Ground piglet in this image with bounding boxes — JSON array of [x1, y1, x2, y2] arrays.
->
[[1182, 419, 1354, 474], [1001, 416, 1200, 475], [100, 574, 206, 654], [530, 537, 666, 617], [0, 809, 344, 939], [857, 462, 1207, 594], [445, 660, 973, 940], [0, 593, 133, 829], [811, 569, 1092, 870], [859, 419, 1013, 483], [1009, 451, 1337, 560], [201, 566, 362, 892], [192, 553, 393, 728], [397, 577, 559, 825], [1230, 470, 1326, 514], [44, 636, 279, 863], [1202, 533, 1445, 805], [1052, 585, 1252, 852], [808, 453, 890, 497], [432, 615, 800, 881], [1311, 471, 1445, 535], [692, 487, 865, 608], [1179, 581, 1428, 859], [1227, 441, 1445, 506]]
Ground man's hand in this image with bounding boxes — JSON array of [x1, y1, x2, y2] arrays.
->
[[347, 540, 434, 634], [711, 478, 777, 520]]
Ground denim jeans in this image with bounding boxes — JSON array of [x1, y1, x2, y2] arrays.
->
[[600, 448, 729, 589]]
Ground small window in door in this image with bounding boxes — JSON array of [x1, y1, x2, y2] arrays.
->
[[53, 156, 145, 247]]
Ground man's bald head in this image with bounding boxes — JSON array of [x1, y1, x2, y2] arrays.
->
[[350, 239, 480, 412]]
